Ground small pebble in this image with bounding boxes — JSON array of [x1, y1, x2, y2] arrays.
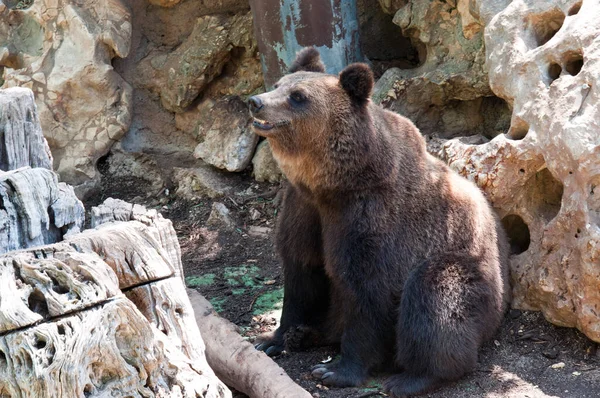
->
[[543, 347, 559, 359], [551, 362, 565, 369]]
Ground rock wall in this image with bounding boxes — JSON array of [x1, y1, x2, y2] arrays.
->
[[372, 0, 511, 140], [1, 0, 265, 198], [101, 0, 264, 195], [435, 0, 600, 342], [1, 0, 133, 197]]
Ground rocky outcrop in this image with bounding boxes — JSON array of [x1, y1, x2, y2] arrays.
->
[[437, 0, 600, 342], [2, 0, 263, 197], [1, 0, 133, 197], [372, 0, 511, 139], [0, 87, 230, 397], [135, 12, 255, 114]]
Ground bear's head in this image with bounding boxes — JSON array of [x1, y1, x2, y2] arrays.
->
[[248, 47, 382, 192]]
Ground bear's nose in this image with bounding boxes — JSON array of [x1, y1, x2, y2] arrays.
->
[[248, 96, 263, 114]]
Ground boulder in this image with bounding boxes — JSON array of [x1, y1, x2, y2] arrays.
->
[[252, 140, 283, 183], [438, 0, 600, 342], [192, 97, 258, 172], [173, 165, 236, 200], [206, 202, 235, 229]]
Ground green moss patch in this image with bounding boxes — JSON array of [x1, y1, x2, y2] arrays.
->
[[252, 288, 284, 315], [185, 273, 216, 287]]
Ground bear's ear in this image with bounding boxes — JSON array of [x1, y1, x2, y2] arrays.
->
[[288, 47, 326, 73], [339, 63, 374, 104]]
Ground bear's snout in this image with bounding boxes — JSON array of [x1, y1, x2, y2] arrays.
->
[[248, 96, 264, 114]]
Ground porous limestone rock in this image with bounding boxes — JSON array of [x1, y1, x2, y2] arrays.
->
[[192, 97, 258, 172], [373, 0, 511, 139], [1, 0, 133, 197], [252, 140, 283, 183], [438, 0, 600, 342]]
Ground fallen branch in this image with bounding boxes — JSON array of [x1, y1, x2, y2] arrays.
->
[[188, 289, 312, 398]]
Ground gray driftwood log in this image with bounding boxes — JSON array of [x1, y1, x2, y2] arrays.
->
[[0, 88, 84, 255], [189, 289, 313, 398]]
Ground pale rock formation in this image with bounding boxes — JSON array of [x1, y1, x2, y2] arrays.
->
[[192, 97, 258, 172], [373, 0, 511, 139], [115, 1, 262, 186], [0, 168, 84, 254], [252, 140, 283, 183], [0, 86, 229, 397], [1, 0, 133, 197], [437, 0, 600, 342], [206, 202, 234, 229]]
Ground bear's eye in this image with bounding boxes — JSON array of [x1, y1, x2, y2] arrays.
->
[[273, 83, 280, 89], [289, 91, 307, 104]]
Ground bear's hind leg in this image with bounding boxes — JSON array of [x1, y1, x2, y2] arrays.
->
[[384, 373, 444, 397], [386, 253, 503, 397]]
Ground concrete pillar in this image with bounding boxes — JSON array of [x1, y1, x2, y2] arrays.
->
[[249, 0, 363, 89]]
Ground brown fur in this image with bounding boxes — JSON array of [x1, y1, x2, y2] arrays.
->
[[250, 48, 510, 397]]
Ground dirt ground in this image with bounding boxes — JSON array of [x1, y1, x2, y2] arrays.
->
[[93, 166, 600, 398]]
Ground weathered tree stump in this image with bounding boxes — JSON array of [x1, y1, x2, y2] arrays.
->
[[0, 88, 84, 255], [0, 87, 231, 397], [0, 201, 231, 397]]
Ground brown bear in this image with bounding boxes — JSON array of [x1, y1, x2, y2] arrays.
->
[[248, 47, 510, 397]]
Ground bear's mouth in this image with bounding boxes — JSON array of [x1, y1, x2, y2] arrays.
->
[[252, 118, 290, 131]]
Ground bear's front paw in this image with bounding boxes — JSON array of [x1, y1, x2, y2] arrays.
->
[[254, 332, 285, 356], [311, 362, 366, 387]]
